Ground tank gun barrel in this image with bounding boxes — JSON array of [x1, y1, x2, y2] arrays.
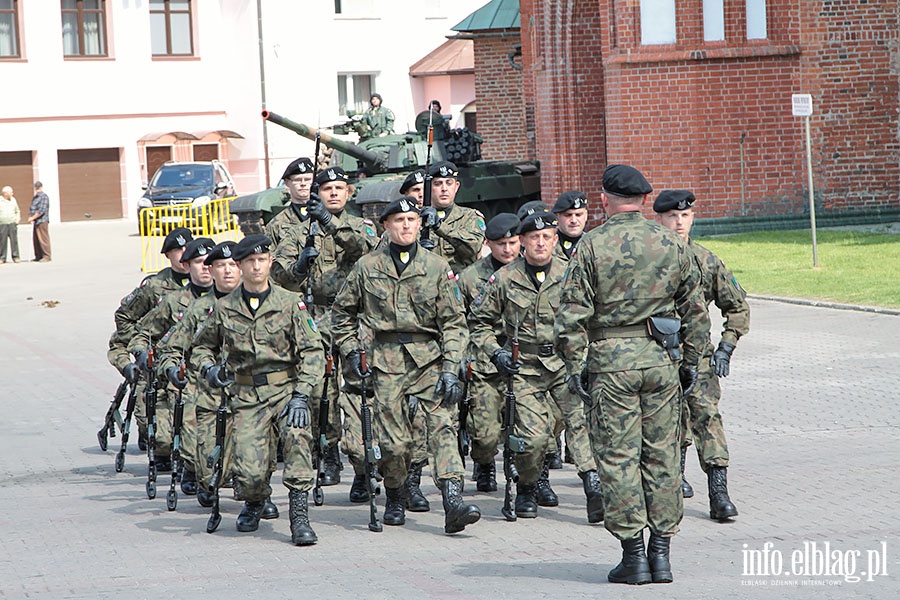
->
[[262, 110, 387, 172]]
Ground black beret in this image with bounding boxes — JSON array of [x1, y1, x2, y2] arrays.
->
[[315, 167, 349, 186], [180, 237, 215, 263], [602, 164, 653, 197], [400, 170, 426, 194], [516, 200, 547, 220], [517, 211, 558, 235], [379, 196, 420, 223], [552, 190, 588, 213], [485, 213, 521, 241], [653, 189, 696, 213], [232, 234, 272, 261], [428, 161, 459, 179], [160, 227, 193, 254], [281, 157, 314, 180], [204, 240, 237, 265]]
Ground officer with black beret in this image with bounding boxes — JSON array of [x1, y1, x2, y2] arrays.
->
[[265, 157, 316, 247], [516, 200, 547, 221], [551, 191, 589, 260], [399, 170, 427, 207]]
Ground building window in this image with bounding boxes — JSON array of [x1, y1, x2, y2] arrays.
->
[[150, 0, 192, 56], [703, 0, 724, 42], [746, 0, 767, 40], [338, 73, 374, 116], [334, 0, 374, 15], [61, 0, 107, 57], [640, 0, 676, 45], [0, 0, 19, 57]]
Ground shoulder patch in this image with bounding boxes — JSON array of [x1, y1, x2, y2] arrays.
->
[[475, 211, 486, 232], [298, 301, 308, 311]]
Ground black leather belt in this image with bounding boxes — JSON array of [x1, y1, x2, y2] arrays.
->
[[517, 342, 555, 357], [234, 367, 297, 387], [374, 332, 436, 344]]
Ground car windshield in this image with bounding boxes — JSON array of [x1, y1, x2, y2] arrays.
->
[[152, 165, 214, 188]]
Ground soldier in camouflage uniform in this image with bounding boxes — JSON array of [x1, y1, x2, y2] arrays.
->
[[157, 240, 242, 509], [107, 227, 193, 462], [130, 238, 215, 492], [272, 166, 378, 500], [457, 213, 520, 492], [265, 157, 315, 248], [555, 165, 709, 585], [654, 190, 748, 521], [400, 170, 426, 207], [332, 197, 481, 534], [469, 212, 603, 523], [192, 235, 325, 545]]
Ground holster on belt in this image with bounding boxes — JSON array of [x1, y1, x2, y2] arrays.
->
[[646, 316, 682, 361]]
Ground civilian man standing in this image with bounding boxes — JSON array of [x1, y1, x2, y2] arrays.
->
[[0, 186, 20, 263], [29, 181, 51, 262]]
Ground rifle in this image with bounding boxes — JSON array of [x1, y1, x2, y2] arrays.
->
[[359, 348, 382, 532], [419, 106, 435, 243], [144, 346, 159, 500], [207, 347, 230, 534], [303, 128, 322, 307], [312, 349, 333, 506], [166, 361, 187, 511], [114, 376, 140, 473], [97, 379, 128, 451], [457, 359, 473, 466], [501, 320, 526, 522]]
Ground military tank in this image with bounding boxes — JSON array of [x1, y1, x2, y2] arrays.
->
[[230, 110, 541, 233]]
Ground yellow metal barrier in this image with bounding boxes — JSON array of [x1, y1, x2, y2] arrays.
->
[[140, 197, 242, 273]]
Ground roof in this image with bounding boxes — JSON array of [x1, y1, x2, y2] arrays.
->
[[409, 38, 474, 78], [452, 0, 520, 32]]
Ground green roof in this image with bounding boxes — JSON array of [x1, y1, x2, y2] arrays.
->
[[452, 0, 520, 32]]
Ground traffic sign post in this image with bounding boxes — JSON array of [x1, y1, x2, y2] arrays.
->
[[792, 93, 818, 267]]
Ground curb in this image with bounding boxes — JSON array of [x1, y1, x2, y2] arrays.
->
[[749, 294, 900, 316]]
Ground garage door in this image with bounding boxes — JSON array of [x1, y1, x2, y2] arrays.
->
[[0, 151, 34, 211], [146, 146, 172, 182], [193, 144, 218, 161], [58, 148, 122, 221]]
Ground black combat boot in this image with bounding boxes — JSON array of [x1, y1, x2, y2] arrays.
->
[[579, 469, 604, 523], [236, 500, 265, 532], [261, 495, 279, 519], [197, 489, 215, 508], [383, 486, 407, 526], [707, 466, 738, 521], [547, 440, 563, 470], [608, 532, 652, 585], [349, 473, 368, 503], [514, 482, 538, 518], [475, 461, 497, 492], [321, 444, 343, 486], [681, 446, 694, 498], [180, 464, 198, 495], [471, 462, 481, 482], [647, 533, 673, 583], [288, 489, 317, 546], [535, 457, 559, 507], [138, 428, 148, 452], [442, 478, 481, 533], [405, 461, 430, 512], [154, 455, 172, 472], [564, 439, 574, 464]]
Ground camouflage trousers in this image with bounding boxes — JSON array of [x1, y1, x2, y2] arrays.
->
[[552, 386, 597, 474], [681, 350, 729, 470], [194, 386, 234, 492], [231, 382, 314, 502], [339, 379, 366, 475], [144, 383, 173, 459], [170, 383, 199, 469], [587, 365, 683, 541], [309, 366, 344, 461], [468, 370, 504, 466], [409, 398, 430, 465], [371, 354, 464, 489]]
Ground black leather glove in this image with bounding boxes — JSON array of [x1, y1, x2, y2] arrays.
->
[[710, 341, 736, 378], [407, 395, 419, 417], [420, 206, 441, 230], [281, 392, 310, 428], [419, 237, 436, 251], [435, 372, 463, 407], [135, 350, 150, 372], [679, 366, 698, 397], [490, 348, 520, 377], [306, 195, 332, 226], [346, 349, 370, 379], [123, 363, 139, 384], [292, 246, 320, 279], [203, 364, 233, 388], [166, 365, 188, 390], [566, 372, 591, 402]]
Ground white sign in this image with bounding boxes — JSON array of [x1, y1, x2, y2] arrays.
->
[[792, 94, 813, 117]]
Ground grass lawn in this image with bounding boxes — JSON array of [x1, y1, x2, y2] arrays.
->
[[695, 229, 900, 309]]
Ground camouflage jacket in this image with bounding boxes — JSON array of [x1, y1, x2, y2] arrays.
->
[[430, 203, 486, 274], [271, 210, 377, 305], [690, 239, 750, 349], [469, 256, 567, 376], [265, 199, 303, 248], [157, 291, 216, 374], [554, 236, 580, 262], [458, 255, 501, 373], [129, 285, 208, 358], [191, 284, 324, 400], [331, 244, 467, 375], [555, 211, 709, 374]]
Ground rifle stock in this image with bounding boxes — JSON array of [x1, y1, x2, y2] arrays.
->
[[144, 346, 159, 500], [114, 376, 140, 473], [207, 355, 229, 534], [312, 350, 333, 506], [166, 361, 187, 511], [360, 349, 382, 532], [501, 325, 525, 522]]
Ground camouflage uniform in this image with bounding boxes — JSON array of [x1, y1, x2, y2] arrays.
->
[[428, 204, 486, 274], [264, 199, 301, 248], [683, 240, 749, 469], [191, 284, 324, 502], [555, 211, 709, 541]]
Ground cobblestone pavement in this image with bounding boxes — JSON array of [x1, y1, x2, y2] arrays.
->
[[0, 221, 897, 599]]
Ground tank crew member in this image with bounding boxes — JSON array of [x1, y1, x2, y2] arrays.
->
[[363, 93, 395, 138]]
